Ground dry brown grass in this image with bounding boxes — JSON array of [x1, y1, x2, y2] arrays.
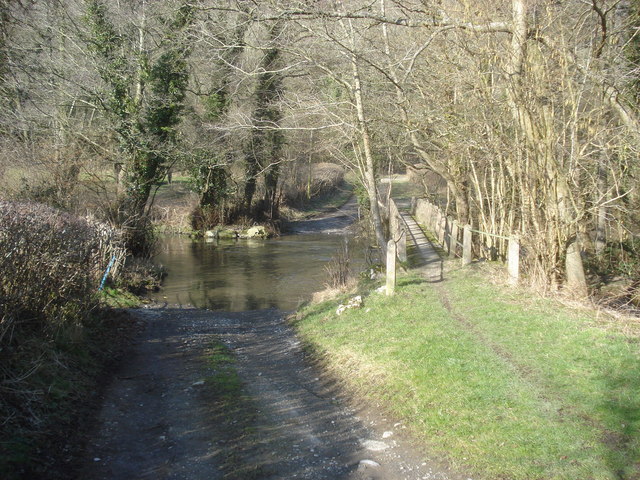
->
[[310, 278, 358, 305]]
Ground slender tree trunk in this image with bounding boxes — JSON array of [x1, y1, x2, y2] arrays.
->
[[346, 16, 386, 255], [595, 160, 607, 255]]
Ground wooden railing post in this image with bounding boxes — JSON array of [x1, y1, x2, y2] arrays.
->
[[397, 228, 407, 262], [386, 239, 396, 296], [449, 219, 459, 258], [388, 199, 407, 263], [462, 224, 472, 266], [508, 235, 520, 285], [389, 206, 397, 240], [438, 214, 446, 245]]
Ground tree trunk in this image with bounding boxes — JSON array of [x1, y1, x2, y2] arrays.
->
[[349, 32, 386, 256], [505, 0, 588, 292], [566, 237, 588, 296], [595, 161, 607, 255], [340, 11, 386, 255]]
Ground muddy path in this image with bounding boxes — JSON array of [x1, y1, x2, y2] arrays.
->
[[79, 306, 466, 480], [286, 196, 360, 235]]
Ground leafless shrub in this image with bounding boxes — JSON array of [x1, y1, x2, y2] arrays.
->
[[114, 256, 166, 295], [0, 201, 122, 342], [324, 239, 353, 290], [94, 197, 158, 258], [283, 162, 345, 207], [0, 201, 124, 453]]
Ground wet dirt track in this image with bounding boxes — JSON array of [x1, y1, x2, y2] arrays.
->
[[79, 306, 466, 480]]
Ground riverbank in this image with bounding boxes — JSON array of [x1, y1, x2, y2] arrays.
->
[[151, 168, 357, 236], [292, 262, 640, 480], [0, 203, 145, 480]]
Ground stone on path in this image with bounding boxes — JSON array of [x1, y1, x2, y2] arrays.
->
[[361, 439, 389, 451]]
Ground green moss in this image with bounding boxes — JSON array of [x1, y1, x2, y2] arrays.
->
[[205, 341, 242, 405], [98, 287, 141, 308]]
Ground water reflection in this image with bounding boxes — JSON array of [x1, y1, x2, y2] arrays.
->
[[148, 234, 360, 312]]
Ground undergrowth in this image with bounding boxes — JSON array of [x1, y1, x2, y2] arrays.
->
[[0, 201, 134, 479]]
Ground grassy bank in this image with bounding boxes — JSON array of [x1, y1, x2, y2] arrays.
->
[[0, 201, 144, 479], [292, 265, 640, 480]]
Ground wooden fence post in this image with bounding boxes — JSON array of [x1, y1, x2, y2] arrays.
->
[[388, 199, 407, 262], [427, 203, 435, 232], [449, 219, 459, 258], [389, 208, 397, 240], [462, 224, 472, 266], [386, 239, 396, 296], [438, 214, 446, 245], [397, 228, 407, 262], [508, 235, 520, 285]]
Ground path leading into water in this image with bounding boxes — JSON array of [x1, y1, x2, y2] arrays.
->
[[79, 306, 465, 480], [79, 191, 464, 479]]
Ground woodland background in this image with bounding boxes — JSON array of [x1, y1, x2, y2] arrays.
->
[[1, 0, 640, 293]]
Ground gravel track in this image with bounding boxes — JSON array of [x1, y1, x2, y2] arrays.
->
[[79, 306, 466, 480]]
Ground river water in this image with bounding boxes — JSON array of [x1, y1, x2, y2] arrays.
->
[[147, 233, 361, 312]]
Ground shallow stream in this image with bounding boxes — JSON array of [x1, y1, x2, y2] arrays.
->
[[148, 233, 361, 312]]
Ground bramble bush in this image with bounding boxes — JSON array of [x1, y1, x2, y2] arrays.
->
[[0, 201, 123, 341]]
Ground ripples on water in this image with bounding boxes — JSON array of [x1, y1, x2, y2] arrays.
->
[[148, 234, 364, 312]]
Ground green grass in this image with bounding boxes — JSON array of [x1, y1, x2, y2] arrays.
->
[[98, 287, 141, 308], [293, 268, 640, 480], [205, 340, 243, 405], [202, 340, 274, 478]]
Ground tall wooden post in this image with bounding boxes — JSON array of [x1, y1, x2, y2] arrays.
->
[[386, 239, 396, 296], [397, 228, 407, 262], [462, 224, 472, 266], [508, 235, 520, 285], [438, 215, 446, 245], [449, 220, 459, 258]]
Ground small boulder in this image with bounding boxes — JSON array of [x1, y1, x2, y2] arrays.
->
[[245, 225, 267, 238], [357, 459, 381, 471], [361, 439, 389, 451], [336, 295, 363, 315], [217, 228, 238, 239]]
